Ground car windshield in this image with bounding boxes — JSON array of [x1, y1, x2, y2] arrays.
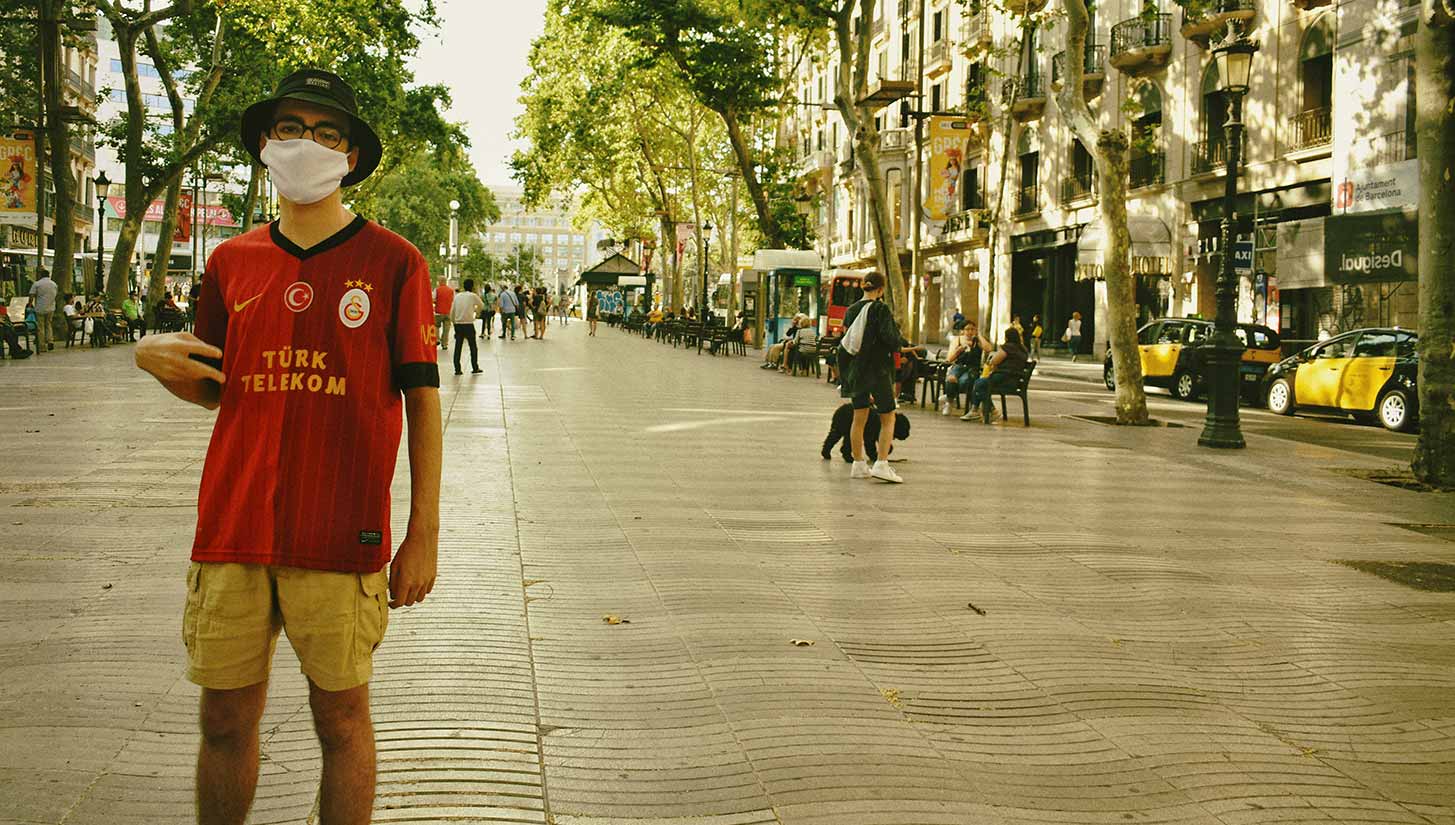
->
[[1354, 331, 1398, 358]]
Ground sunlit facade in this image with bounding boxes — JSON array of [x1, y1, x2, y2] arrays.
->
[[785, 0, 1420, 354]]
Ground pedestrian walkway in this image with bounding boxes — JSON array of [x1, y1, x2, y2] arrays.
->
[[0, 323, 1452, 825]]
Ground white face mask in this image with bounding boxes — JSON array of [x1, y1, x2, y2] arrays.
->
[[260, 138, 351, 205]]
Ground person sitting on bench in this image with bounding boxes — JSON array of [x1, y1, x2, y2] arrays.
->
[[964, 327, 1029, 423]]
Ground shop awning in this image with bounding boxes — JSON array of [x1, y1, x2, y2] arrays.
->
[[1076, 215, 1172, 276]]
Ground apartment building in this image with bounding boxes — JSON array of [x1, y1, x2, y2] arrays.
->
[[786, 0, 1419, 354], [480, 185, 608, 289], [0, 26, 100, 290]]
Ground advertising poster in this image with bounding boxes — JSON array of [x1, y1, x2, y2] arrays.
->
[[1, 132, 38, 222], [924, 116, 970, 222], [1325, 209, 1417, 284]]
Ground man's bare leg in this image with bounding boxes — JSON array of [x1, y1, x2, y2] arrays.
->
[[197, 681, 269, 825], [850, 407, 871, 462], [309, 680, 375, 825], [876, 411, 895, 462]]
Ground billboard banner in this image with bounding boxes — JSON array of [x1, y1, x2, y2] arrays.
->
[[174, 191, 193, 243], [1325, 209, 1417, 284], [1, 132, 39, 224], [924, 116, 970, 222]]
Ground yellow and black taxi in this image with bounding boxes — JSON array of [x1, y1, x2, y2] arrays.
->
[[1264, 327, 1419, 432], [1103, 318, 1281, 401]]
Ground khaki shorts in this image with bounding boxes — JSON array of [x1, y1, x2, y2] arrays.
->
[[182, 562, 390, 692]]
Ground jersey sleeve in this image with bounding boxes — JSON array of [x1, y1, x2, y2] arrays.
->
[[193, 258, 228, 356], [392, 253, 441, 391]]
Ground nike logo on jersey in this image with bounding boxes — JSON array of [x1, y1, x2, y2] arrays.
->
[[233, 294, 263, 313]]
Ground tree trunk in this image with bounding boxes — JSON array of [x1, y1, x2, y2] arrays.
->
[[721, 107, 785, 249], [1056, 0, 1149, 425], [833, 0, 907, 328], [240, 162, 262, 233], [149, 178, 182, 300], [40, 2, 76, 296], [981, 32, 1027, 338], [1412, 15, 1454, 488]]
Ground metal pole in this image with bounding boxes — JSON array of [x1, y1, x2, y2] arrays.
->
[[1198, 90, 1247, 449], [201, 174, 209, 275], [910, 0, 927, 344], [190, 177, 198, 286], [95, 195, 103, 293], [34, 0, 46, 281]]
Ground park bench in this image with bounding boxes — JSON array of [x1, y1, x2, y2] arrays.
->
[[976, 360, 1037, 425]]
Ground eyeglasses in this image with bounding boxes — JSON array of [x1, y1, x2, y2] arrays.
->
[[269, 119, 348, 149]]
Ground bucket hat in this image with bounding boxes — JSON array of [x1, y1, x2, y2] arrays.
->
[[240, 68, 382, 187]]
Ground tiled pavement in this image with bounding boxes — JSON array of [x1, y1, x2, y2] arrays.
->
[[0, 323, 1452, 825]]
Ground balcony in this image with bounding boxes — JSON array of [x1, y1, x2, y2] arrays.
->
[[942, 208, 990, 241], [798, 149, 834, 179], [964, 79, 989, 121], [1109, 14, 1173, 76], [1129, 150, 1166, 188], [1008, 72, 1046, 121], [871, 14, 886, 40], [1181, 0, 1256, 46], [69, 132, 95, 162], [961, 12, 992, 50], [1285, 107, 1332, 154], [1368, 130, 1417, 165], [1061, 171, 1096, 204], [927, 38, 952, 77], [64, 68, 95, 102], [877, 127, 913, 155], [1006, 0, 1049, 14], [1014, 184, 1039, 217], [1051, 41, 1107, 97], [1190, 133, 1248, 175], [900, 0, 920, 21]]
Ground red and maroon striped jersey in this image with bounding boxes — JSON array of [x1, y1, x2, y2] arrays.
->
[[191, 216, 439, 573]]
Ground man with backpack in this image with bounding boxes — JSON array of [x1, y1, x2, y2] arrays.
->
[[836, 271, 904, 483]]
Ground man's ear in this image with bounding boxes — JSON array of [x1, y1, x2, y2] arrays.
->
[[258, 133, 267, 154], [347, 146, 359, 173]]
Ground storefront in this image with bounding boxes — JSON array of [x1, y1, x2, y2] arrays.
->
[[1076, 215, 1174, 330], [1012, 224, 1087, 354]]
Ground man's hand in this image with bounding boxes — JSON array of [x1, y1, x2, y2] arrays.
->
[[388, 528, 437, 608], [135, 332, 225, 408]]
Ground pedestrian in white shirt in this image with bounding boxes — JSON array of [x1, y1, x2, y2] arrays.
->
[[450, 279, 485, 375]]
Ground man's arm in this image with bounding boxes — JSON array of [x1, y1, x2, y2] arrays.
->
[[134, 333, 225, 409], [389, 386, 441, 608]]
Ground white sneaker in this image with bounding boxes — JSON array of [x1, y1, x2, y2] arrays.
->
[[959, 409, 979, 421], [849, 460, 871, 479], [938, 397, 951, 415], [870, 460, 903, 483]]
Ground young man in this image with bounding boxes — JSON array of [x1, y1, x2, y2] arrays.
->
[[133, 68, 441, 825], [433, 279, 454, 350], [837, 271, 903, 483], [497, 284, 518, 339], [450, 278, 484, 375], [27, 268, 58, 352]]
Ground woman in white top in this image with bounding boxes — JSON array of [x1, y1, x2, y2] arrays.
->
[[1063, 311, 1083, 363]]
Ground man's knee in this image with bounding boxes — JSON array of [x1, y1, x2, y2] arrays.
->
[[199, 684, 266, 749], [310, 684, 372, 753]]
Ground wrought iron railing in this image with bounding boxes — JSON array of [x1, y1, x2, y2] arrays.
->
[[943, 208, 988, 236], [1287, 107, 1332, 152], [1017, 71, 1045, 100], [1052, 42, 1107, 85], [1190, 133, 1247, 174], [1110, 14, 1173, 59], [1015, 184, 1038, 215], [1061, 172, 1096, 203], [1182, 0, 1255, 24], [1367, 130, 1416, 165], [928, 38, 950, 68], [1129, 150, 1165, 188]]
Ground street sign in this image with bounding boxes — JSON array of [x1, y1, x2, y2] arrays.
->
[[1233, 239, 1254, 274]]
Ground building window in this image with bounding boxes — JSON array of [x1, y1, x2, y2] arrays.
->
[[932, 9, 944, 41], [1017, 151, 1039, 215], [1292, 15, 1334, 150], [931, 82, 942, 113], [961, 162, 982, 210], [1130, 83, 1164, 188]]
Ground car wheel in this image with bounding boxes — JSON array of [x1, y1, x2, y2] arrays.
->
[[1171, 370, 1196, 401], [1267, 378, 1295, 415], [1103, 362, 1115, 391], [1377, 388, 1413, 432]]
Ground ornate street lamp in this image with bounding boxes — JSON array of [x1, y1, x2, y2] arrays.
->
[[447, 199, 460, 283], [1198, 25, 1258, 450], [93, 171, 110, 294]]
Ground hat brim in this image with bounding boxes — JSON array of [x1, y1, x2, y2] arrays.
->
[[240, 92, 382, 187]]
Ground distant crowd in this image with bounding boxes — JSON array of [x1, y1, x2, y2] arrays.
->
[[431, 279, 578, 375]]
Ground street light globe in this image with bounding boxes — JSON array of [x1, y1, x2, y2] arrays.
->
[[94, 171, 111, 200], [439, 243, 448, 257], [448, 199, 460, 212]]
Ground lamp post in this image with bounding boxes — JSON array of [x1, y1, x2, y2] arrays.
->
[[448, 199, 460, 284], [1198, 26, 1258, 450], [700, 221, 713, 319], [93, 171, 110, 295]]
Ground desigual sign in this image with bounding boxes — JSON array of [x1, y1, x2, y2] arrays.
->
[[1325, 210, 1417, 284]]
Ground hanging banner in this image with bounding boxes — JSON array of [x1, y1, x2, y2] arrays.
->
[[1, 132, 39, 225], [674, 222, 695, 258], [174, 191, 193, 243], [924, 116, 970, 222]]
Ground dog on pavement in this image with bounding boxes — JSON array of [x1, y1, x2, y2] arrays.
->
[[821, 403, 911, 463]]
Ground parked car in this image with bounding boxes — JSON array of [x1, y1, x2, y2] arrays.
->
[[1264, 327, 1418, 432], [1103, 318, 1281, 401]]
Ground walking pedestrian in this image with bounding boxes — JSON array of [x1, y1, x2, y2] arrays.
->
[[515, 284, 530, 338], [1062, 311, 1083, 363], [480, 283, 497, 338], [532, 288, 548, 340], [1028, 313, 1043, 361], [497, 284, 518, 339], [433, 278, 454, 350], [587, 290, 599, 336], [451, 278, 484, 375], [837, 271, 903, 483], [27, 268, 58, 353], [132, 68, 441, 825]]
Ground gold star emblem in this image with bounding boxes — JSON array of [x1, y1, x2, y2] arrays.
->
[[362, 282, 373, 292]]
